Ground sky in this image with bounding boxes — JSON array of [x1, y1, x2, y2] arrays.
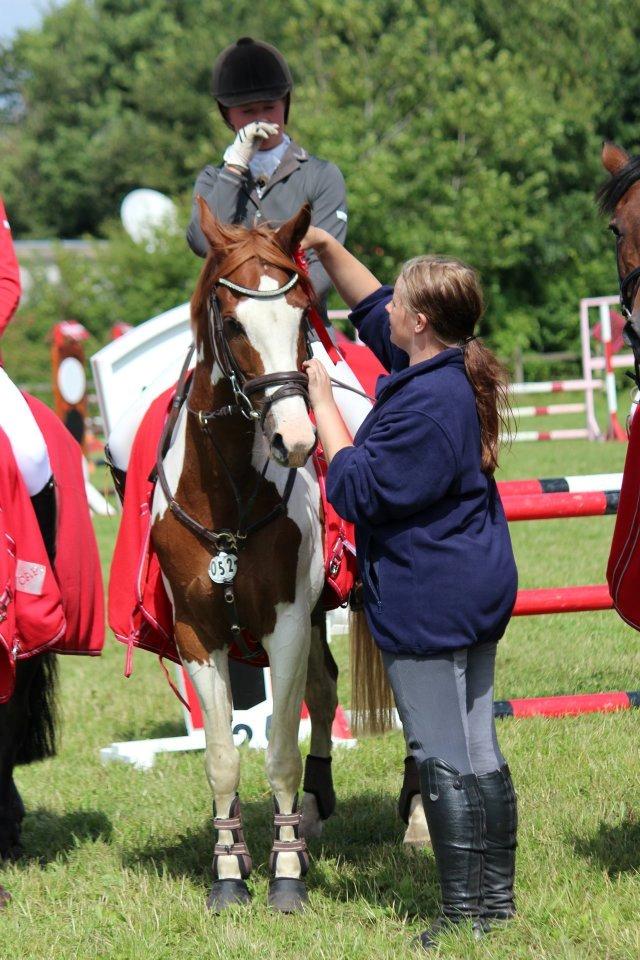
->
[[0, 0, 64, 40]]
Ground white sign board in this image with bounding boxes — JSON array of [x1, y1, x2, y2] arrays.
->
[[90, 301, 193, 437]]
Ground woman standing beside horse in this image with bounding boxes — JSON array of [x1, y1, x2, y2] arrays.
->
[[302, 227, 519, 949]]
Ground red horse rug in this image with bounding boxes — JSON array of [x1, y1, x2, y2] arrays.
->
[[0, 395, 104, 702]]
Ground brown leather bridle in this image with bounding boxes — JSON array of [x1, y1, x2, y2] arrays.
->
[[154, 271, 312, 654], [198, 272, 311, 428]]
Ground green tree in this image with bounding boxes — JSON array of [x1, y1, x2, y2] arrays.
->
[[1, 0, 639, 374]]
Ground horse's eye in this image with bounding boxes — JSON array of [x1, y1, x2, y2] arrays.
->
[[609, 222, 621, 238], [224, 317, 245, 336]]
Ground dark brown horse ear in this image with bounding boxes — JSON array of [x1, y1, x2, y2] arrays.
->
[[602, 141, 630, 176], [274, 203, 312, 256], [196, 195, 235, 257]]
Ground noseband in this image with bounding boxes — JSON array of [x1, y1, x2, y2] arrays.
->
[[199, 272, 310, 428]]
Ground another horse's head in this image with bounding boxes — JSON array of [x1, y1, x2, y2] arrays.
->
[[191, 199, 317, 468], [599, 142, 640, 321]]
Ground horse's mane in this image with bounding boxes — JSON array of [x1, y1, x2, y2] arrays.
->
[[192, 222, 316, 321], [597, 154, 640, 215]]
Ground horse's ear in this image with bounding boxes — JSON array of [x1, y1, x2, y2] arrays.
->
[[602, 141, 630, 176], [274, 203, 312, 256], [196, 195, 233, 257]]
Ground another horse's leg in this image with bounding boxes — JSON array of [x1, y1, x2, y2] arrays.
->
[[300, 602, 337, 839], [263, 606, 312, 913], [399, 742, 430, 850], [177, 627, 251, 911]]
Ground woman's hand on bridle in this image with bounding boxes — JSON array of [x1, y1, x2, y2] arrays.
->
[[302, 358, 335, 410], [300, 226, 331, 253]]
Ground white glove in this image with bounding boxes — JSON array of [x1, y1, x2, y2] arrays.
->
[[223, 121, 280, 171]]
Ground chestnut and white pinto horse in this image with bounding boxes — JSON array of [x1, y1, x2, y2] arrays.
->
[[150, 201, 339, 913]]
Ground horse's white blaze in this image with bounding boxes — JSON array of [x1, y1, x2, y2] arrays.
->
[[151, 404, 187, 522], [236, 275, 315, 463]]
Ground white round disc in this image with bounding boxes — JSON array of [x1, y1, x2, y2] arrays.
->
[[57, 357, 86, 405], [120, 189, 178, 245]]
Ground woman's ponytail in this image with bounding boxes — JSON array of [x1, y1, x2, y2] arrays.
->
[[399, 255, 513, 476], [463, 339, 512, 475]]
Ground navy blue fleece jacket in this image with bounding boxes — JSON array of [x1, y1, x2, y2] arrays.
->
[[326, 286, 518, 656]]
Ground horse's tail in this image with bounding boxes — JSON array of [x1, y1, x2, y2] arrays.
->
[[15, 653, 59, 765], [349, 609, 395, 735]]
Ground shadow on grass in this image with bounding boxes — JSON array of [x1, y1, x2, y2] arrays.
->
[[572, 814, 640, 875], [111, 719, 187, 741], [122, 791, 439, 915], [17, 808, 112, 865]]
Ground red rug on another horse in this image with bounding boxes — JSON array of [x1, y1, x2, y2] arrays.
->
[[109, 386, 357, 674], [0, 396, 104, 702]]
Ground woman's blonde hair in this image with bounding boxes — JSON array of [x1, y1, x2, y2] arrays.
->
[[398, 255, 512, 475]]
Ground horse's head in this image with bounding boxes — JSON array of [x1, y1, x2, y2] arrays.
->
[[191, 199, 317, 468], [599, 142, 640, 322]]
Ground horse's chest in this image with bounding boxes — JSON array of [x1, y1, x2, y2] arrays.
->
[[152, 505, 303, 650]]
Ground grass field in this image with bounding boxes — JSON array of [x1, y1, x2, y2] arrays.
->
[[1, 409, 639, 959]]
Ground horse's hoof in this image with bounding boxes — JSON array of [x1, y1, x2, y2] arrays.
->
[[268, 877, 308, 913], [0, 885, 11, 908], [403, 795, 431, 850], [206, 878, 251, 912]]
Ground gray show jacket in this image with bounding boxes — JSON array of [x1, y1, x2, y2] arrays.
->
[[187, 140, 347, 309]]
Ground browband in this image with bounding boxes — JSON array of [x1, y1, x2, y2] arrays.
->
[[217, 273, 299, 299]]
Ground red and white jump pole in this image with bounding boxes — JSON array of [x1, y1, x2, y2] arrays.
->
[[507, 379, 603, 442], [502, 490, 619, 521], [497, 472, 622, 496], [490, 470, 630, 719], [580, 295, 636, 440], [494, 690, 640, 719]]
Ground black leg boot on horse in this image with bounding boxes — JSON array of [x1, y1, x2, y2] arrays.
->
[[477, 764, 517, 924], [417, 758, 486, 949]]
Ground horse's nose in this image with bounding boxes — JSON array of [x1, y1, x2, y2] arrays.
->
[[271, 433, 288, 462]]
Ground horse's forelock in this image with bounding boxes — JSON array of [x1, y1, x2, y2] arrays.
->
[[193, 228, 316, 324]]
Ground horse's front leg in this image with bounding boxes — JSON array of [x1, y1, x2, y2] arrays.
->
[[177, 625, 252, 911], [263, 603, 312, 913], [300, 602, 337, 839]]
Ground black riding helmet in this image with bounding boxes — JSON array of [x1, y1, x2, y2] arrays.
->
[[212, 37, 293, 127]]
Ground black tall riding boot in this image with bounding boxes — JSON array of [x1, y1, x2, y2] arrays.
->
[[418, 757, 486, 950], [477, 763, 517, 922], [30, 477, 57, 564]]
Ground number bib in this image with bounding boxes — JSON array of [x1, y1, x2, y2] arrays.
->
[[208, 551, 238, 584]]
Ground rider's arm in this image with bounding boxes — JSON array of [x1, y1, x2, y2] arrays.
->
[[0, 202, 21, 337], [186, 165, 248, 258], [302, 227, 381, 308], [303, 163, 348, 302]]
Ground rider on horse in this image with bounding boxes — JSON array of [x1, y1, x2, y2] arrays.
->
[[108, 37, 350, 491], [187, 36, 348, 322]]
